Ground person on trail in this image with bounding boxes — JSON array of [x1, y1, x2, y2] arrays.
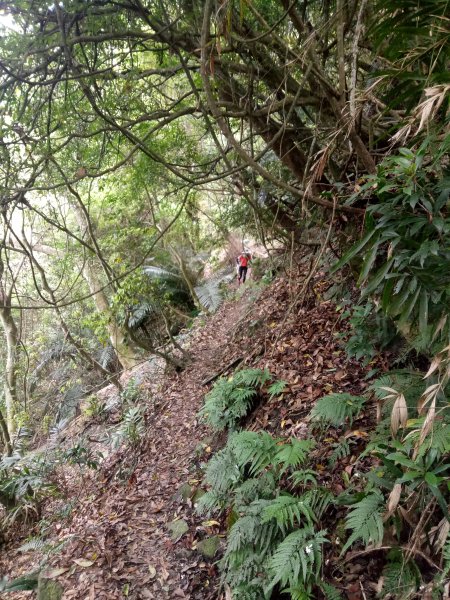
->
[[237, 252, 251, 284]]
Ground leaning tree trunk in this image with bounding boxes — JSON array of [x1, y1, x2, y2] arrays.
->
[[0, 407, 12, 455], [69, 197, 140, 370], [0, 284, 19, 440], [170, 248, 205, 312], [81, 259, 140, 370]]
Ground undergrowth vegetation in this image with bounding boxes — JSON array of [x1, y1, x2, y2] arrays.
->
[[199, 348, 450, 598], [0, 377, 148, 539], [334, 138, 450, 356], [198, 368, 286, 431]]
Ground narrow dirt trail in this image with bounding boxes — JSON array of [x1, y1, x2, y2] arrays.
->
[[7, 292, 249, 600]]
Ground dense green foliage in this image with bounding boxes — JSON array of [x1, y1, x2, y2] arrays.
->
[[198, 348, 450, 598], [0, 0, 446, 449], [334, 138, 450, 353], [198, 431, 330, 599]]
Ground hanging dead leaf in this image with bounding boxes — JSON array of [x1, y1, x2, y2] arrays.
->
[[391, 394, 407, 436], [430, 518, 450, 552], [384, 483, 402, 520], [42, 567, 70, 578], [424, 355, 442, 379], [416, 396, 437, 454], [417, 383, 440, 414]]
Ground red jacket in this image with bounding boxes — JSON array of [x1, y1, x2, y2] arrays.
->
[[238, 254, 250, 267]]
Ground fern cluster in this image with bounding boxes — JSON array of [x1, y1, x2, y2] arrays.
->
[[194, 268, 235, 312], [198, 368, 273, 430], [198, 431, 330, 599], [0, 454, 58, 527], [310, 393, 366, 427], [111, 406, 145, 448], [382, 555, 421, 599], [200, 357, 450, 599], [342, 492, 384, 552]]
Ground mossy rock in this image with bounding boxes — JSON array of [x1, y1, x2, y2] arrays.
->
[[192, 488, 206, 505], [167, 519, 189, 541], [197, 535, 220, 558], [37, 577, 63, 600], [177, 482, 193, 501]]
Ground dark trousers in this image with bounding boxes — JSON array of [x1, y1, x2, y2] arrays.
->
[[238, 266, 248, 282]]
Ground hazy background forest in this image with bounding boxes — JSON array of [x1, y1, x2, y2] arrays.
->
[[0, 0, 448, 598]]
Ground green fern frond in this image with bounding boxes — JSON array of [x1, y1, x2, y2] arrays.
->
[[232, 387, 257, 403], [195, 279, 223, 312], [196, 489, 226, 516], [234, 472, 277, 506], [226, 515, 259, 553], [235, 368, 272, 387], [223, 549, 269, 598], [342, 492, 384, 553], [229, 431, 279, 476], [430, 424, 450, 455], [267, 379, 287, 399], [290, 469, 318, 487], [432, 532, 450, 592], [320, 581, 343, 600], [17, 537, 46, 553], [245, 499, 281, 554], [442, 532, 450, 577], [231, 583, 268, 600], [195, 269, 236, 312], [310, 394, 366, 426], [328, 439, 351, 468], [282, 585, 312, 600], [199, 368, 275, 431], [274, 439, 315, 474], [267, 527, 328, 590], [444, 532, 450, 563], [203, 446, 242, 496], [225, 503, 279, 559], [302, 488, 333, 520], [261, 493, 315, 532], [199, 369, 272, 430], [382, 558, 421, 599]]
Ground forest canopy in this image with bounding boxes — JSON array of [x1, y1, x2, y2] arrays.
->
[[0, 0, 448, 449]]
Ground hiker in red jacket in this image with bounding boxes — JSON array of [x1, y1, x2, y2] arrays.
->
[[237, 252, 251, 284]]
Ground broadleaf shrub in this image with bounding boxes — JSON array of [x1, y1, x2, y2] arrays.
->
[[333, 137, 450, 352]]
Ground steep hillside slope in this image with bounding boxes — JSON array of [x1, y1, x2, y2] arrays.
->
[[0, 271, 388, 599]]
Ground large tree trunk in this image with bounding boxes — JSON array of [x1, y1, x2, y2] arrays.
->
[[69, 198, 139, 370], [0, 283, 18, 440], [81, 258, 139, 370], [0, 406, 12, 455], [0, 307, 18, 437]]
